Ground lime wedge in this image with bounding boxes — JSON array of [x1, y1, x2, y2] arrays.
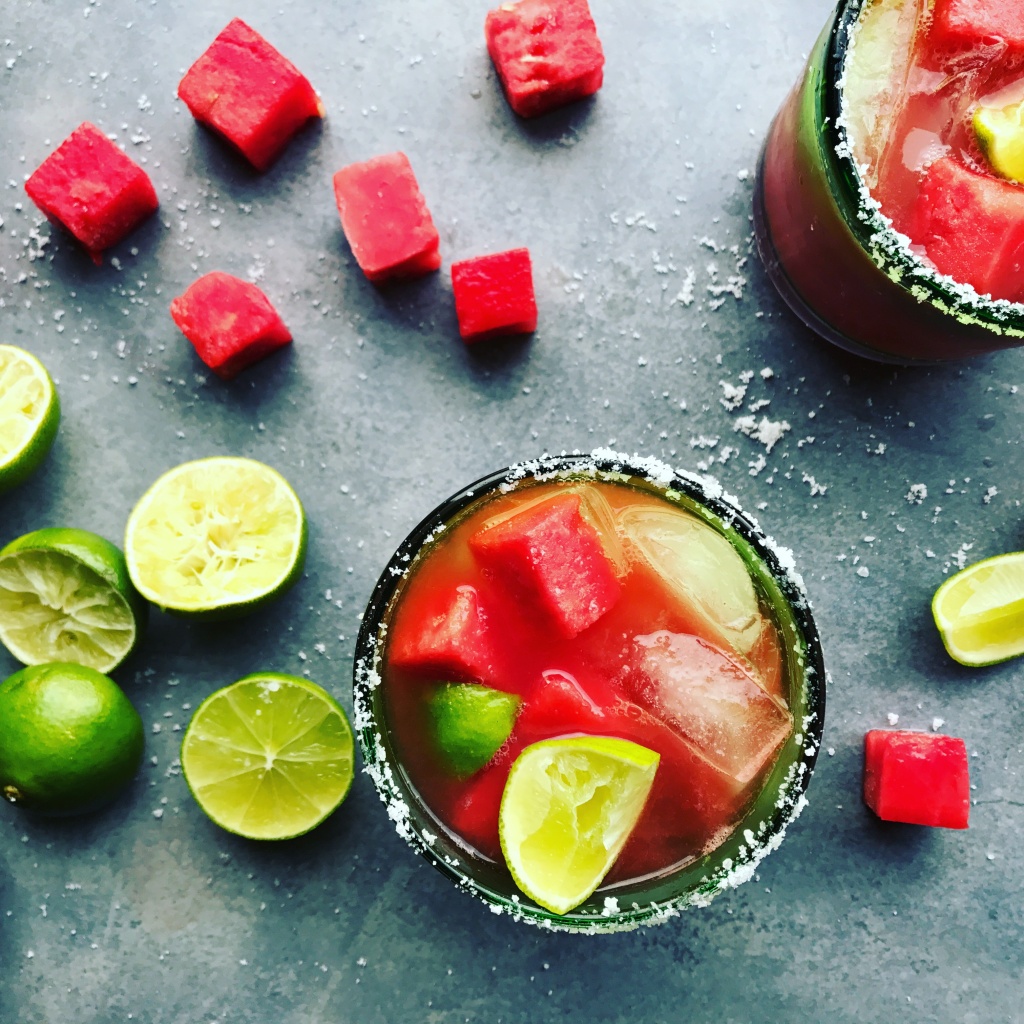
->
[[0, 527, 146, 672], [0, 345, 60, 493], [499, 736, 659, 915], [974, 100, 1024, 184], [932, 551, 1024, 666], [427, 682, 520, 778], [181, 673, 354, 840], [124, 457, 306, 618]]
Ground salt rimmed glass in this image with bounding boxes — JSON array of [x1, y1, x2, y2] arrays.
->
[[754, 0, 1024, 363], [353, 451, 826, 933]]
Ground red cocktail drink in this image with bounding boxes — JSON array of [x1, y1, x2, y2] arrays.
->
[[755, 0, 1024, 361], [354, 453, 825, 931]]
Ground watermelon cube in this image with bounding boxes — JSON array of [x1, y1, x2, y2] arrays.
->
[[169, 272, 292, 380], [909, 157, 1024, 302], [24, 122, 158, 263], [177, 18, 323, 171], [863, 730, 970, 829], [930, 0, 1024, 55], [485, 0, 605, 118], [388, 585, 500, 683], [451, 248, 537, 343], [332, 152, 441, 284], [469, 492, 621, 639]]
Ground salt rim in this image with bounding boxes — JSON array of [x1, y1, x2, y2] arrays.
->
[[352, 449, 826, 934], [833, 0, 1024, 338]]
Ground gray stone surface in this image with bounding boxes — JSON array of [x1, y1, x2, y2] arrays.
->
[[0, 0, 1021, 1021]]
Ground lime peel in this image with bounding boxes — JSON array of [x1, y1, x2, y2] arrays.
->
[[0, 344, 60, 494], [427, 682, 521, 778], [499, 736, 659, 915]]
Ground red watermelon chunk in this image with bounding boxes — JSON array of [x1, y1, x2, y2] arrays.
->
[[388, 585, 500, 683], [930, 0, 1024, 55], [863, 730, 970, 829], [332, 152, 441, 284], [909, 157, 1024, 302], [170, 271, 292, 380], [485, 0, 605, 118], [469, 492, 621, 639], [24, 122, 158, 263], [177, 18, 323, 171], [451, 248, 537, 343]]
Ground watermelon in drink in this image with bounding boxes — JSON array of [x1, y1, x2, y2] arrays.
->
[[354, 453, 825, 931], [755, 0, 1024, 361]]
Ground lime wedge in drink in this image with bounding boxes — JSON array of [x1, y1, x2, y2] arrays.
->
[[932, 551, 1024, 666], [0, 527, 146, 672], [0, 344, 60, 494], [974, 100, 1024, 185], [427, 682, 520, 778], [499, 736, 659, 915], [181, 673, 354, 840], [124, 457, 306, 618]]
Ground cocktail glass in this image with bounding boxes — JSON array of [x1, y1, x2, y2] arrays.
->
[[353, 451, 826, 932]]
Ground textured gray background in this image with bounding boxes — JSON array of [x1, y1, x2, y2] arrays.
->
[[0, 0, 1021, 1021]]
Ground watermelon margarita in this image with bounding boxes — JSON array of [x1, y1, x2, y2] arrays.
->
[[755, 0, 1024, 361], [354, 454, 825, 931]]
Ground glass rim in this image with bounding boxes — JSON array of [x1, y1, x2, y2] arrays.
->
[[825, 0, 1024, 339], [352, 450, 828, 933]]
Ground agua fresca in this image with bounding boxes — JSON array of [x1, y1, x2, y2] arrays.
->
[[845, 0, 1024, 302], [380, 476, 796, 914]]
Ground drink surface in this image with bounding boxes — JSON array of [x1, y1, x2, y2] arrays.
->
[[845, 0, 1024, 302], [380, 477, 794, 892]]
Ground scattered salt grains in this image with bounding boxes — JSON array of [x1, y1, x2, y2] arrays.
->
[[931, 718, 945, 732], [905, 484, 928, 505], [887, 713, 899, 726]]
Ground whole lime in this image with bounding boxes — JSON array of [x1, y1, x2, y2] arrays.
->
[[0, 663, 145, 815]]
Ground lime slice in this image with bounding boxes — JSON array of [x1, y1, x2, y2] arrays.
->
[[427, 682, 520, 778], [0, 344, 60, 494], [0, 527, 146, 672], [0, 662, 144, 815], [181, 673, 354, 840], [974, 101, 1024, 184], [499, 736, 659, 915], [932, 551, 1024, 666], [124, 457, 307, 619]]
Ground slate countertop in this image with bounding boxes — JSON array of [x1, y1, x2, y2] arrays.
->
[[1, 1, 1021, 1022]]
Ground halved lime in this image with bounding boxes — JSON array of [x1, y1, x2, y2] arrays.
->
[[181, 673, 354, 840], [974, 100, 1024, 185], [0, 527, 146, 672], [0, 662, 144, 815], [0, 344, 60, 494], [499, 736, 659, 915], [932, 551, 1024, 666], [427, 682, 520, 778], [124, 457, 307, 619]]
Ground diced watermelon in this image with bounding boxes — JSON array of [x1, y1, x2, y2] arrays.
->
[[451, 248, 537, 343], [388, 585, 500, 683], [485, 0, 605, 118], [24, 122, 158, 263], [177, 18, 323, 171], [863, 730, 970, 829], [930, 0, 1024, 55], [332, 152, 441, 284], [469, 492, 621, 639], [908, 157, 1024, 302], [169, 271, 292, 380]]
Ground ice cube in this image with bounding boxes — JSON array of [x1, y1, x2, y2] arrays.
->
[[631, 631, 793, 785], [617, 505, 761, 655]]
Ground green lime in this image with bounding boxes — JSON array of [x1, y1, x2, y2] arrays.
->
[[0, 345, 60, 494], [932, 551, 1024, 666], [0, 662, 144, 815], [427, 682, 520, 778], [499, 736, 659, 915], [974, 100, 1024, 185], [181, 673, 354, 840], [0, 527, 147, 672], [124, 457, 307, 619]]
